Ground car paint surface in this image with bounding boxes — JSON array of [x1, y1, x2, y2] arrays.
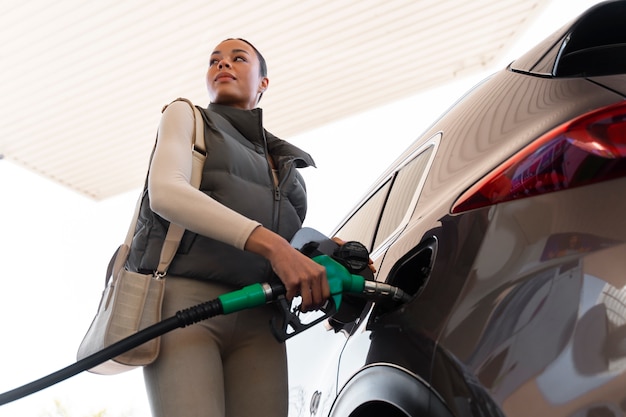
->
[[294, 2, 626, 416]]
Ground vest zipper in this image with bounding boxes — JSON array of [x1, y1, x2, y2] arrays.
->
[[261, 128, 281, 233], [270, 166, 280, 230]]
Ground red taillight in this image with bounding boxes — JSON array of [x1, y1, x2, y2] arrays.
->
[[452, 101, 626, 214]]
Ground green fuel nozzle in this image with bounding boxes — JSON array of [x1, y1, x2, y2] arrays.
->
[[218, 254, 366, 315], [217, 254, 362, 315], [217, 254, 411, 341], [314, 254, 412, 306], [312, 254, 365, 309]]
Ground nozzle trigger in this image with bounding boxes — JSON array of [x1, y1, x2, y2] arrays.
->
[[270, 295, 337, 342]]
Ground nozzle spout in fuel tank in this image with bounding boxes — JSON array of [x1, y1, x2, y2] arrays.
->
[[362, 280, 412, 304]]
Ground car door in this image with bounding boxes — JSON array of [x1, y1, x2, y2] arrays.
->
[[320, 136, 440, 413], [288, 135, 439, 417]]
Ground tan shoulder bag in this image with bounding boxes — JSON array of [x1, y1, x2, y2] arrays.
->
[[76, 98, 205, 374]]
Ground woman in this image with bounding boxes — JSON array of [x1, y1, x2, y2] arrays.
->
[[128, 38, 330, 417]]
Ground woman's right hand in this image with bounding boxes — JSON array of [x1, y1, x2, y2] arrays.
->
[[244, 226, 330, 311]]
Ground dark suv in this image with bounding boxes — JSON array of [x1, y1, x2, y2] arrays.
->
[[290, 1, 626, 416]]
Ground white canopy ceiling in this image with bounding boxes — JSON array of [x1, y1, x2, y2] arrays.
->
[[1, 0, 547, 200]]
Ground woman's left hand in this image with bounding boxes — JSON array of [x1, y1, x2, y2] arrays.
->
[[331, 236, 377, 273]]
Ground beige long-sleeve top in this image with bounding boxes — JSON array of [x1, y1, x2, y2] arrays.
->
[[147, 100, 261, 250]]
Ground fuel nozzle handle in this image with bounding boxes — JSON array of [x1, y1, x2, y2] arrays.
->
[[216, 254, 410, 314], [312, 254, 412, 305], [216, 255, 363, 316], [312, 254, 365, 309], [217, 253, 411, 342]]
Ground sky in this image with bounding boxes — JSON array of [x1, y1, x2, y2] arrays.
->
[[0, 1, 605, 416]]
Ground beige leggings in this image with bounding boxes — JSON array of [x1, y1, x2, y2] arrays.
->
[[143, 276, 288, 417]]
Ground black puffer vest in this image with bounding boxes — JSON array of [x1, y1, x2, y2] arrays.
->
[[127, 103, 315, 287]]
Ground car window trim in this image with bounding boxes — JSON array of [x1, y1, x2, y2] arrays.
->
[[370, 133, 441, 258]]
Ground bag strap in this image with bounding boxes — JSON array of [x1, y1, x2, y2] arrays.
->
[[116, 99, 205, 278]]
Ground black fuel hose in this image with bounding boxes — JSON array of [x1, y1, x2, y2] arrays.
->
[[0, 298, 224, 406]]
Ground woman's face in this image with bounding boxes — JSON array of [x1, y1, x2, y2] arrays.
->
[[206, 39, 268, 110]]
